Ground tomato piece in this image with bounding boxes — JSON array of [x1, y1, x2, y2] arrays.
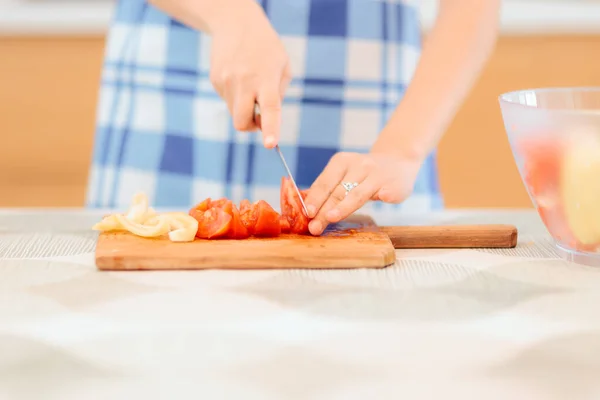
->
[[280, 216, 291, 233], [189, 206, 232, 239], [191, 198, 212, 213], [208, 198, 228, 208], [280, 177, 310, 234], [240, 199, 251, 214], [240, 200, 281, 237], [227, 202, 250, 239], [240, 200, 256, 235], [209, 199, 249, 239], [189, 197, 248, 239], [252, 200, 281, 237]]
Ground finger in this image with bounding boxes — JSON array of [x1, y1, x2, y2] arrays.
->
[[256, 86, 282, 148], [280, 63, 292, 99], [209, 70, 225, 99], [304, 153, 349, 218], [220, 77, 236, 119], [375, 186, 405, 203], [326, 177, 379, 223], [308, 168, 368, 236], [232, 89, 257, 132]]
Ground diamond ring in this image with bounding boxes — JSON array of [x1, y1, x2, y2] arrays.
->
[[341, 181, 359, 196]]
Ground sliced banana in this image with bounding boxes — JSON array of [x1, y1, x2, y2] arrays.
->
[[92, 193, 198, 242], [161, 212, 199, 242], [92, 214, 121, 231]]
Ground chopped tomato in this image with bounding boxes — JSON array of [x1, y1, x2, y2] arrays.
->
[[190, 180, 312, 239], [189, 201, 232, 239], [239, 199, 256, 235], [279, 216, 291, 233], [189, 198, 247, 239], [209, 198, 229, 208], [240, 199, 251, 214], [253, 200, 281, 237], [191, 198, 212, 213], [217, 199, 250, 239], [240, 200, 281, 237], [280, 177, 310, 235], [223, 201, 250, 239]]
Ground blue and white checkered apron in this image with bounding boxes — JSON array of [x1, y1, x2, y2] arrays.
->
[[87, 0, 443, 213]]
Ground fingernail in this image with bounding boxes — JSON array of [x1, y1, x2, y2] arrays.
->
[[307, 205, 316, 217], [265, 136, 275, 147], [327, 209, 341, 221]]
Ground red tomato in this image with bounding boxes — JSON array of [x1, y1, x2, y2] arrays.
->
[[211, 199, 250, 239], [217, 200, 250, 239], [189, 198, 247, 239], [209, 198, 230, 208], [240, 200, 281, 237], [229, 203, 250, 239], [280, 177, 310, 235], [191, 198, 212, 213], [189, 198, 232, 239], [240, 199, 251, 214], [280, 216, 291, 233], [253, 200, 281, 237], [239, 199, 256, 235]]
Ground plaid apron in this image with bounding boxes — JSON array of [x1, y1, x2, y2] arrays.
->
[[87, 0, 443, 213]]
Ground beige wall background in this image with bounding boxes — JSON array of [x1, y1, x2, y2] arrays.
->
[[1, 35, 600, 208]]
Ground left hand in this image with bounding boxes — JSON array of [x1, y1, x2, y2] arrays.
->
[[304, 152, 422, 236]]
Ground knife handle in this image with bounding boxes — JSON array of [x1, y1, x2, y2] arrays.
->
[[379, 224, 518, 249]]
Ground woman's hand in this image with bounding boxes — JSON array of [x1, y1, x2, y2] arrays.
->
[[303, 152, 422, 236], [209, 1, 291, 148], [148, 0, 291, 147]]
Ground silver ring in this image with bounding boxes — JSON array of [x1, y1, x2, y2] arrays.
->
[[341, 181, 359, 196]]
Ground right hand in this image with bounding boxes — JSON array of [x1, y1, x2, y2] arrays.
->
[[209, 2, 291, 148]]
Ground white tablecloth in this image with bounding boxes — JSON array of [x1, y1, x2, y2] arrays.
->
[[1, 209, 599, 400]]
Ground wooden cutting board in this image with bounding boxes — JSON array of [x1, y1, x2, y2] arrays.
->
[[95, 215, 517, 271]]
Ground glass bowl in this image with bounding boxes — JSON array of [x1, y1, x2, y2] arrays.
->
[[499, 87, 600, 266]]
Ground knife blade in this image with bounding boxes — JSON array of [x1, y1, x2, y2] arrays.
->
[[253, 103, 309, 217]]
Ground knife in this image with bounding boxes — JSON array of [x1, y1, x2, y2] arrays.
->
[[253, 103, 309, 217]]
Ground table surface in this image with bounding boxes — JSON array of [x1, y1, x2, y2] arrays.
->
[[1, 209, 600, 400]]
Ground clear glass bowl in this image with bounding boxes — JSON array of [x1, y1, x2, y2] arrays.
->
[[499, 87, 600, 266]]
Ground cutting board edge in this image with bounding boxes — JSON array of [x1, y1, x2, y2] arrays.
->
[[95, 252, 396, 270]]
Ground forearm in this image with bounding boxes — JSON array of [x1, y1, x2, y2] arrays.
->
[[372, 0, 501, 161], [148, 0, 264, 33]]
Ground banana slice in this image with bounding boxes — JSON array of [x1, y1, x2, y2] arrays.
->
[[163, 213, 199, 242], [92, 214, 121, 231], [92, 193, 199, 242], [561, 129, 600, 245], [112, 213, 171, 238]]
